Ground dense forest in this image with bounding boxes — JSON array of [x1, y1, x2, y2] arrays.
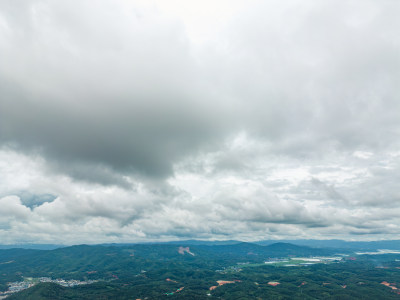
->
[[1, 242, 400, 299]]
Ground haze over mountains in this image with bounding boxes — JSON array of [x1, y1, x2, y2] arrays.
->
[[4, 239, 400, 252]]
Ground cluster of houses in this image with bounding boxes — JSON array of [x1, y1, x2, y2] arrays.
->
[[0, 277, 98, 298]]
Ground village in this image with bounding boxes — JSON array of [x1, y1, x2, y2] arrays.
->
[[0, 277, 97, 298]]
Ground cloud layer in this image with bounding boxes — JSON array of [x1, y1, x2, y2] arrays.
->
[[0, 0, 400, 243]]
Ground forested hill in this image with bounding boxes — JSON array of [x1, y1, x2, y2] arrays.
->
[[0, 242, 339, 292], [3, 242, 400, 299], [7, 283, 66, 300], [0, 242, 337, 274]]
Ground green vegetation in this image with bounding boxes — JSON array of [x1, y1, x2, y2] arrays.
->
[[2, 243, 400, 299]]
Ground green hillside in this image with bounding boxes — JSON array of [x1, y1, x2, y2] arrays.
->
[[2, 242, 400, 299]]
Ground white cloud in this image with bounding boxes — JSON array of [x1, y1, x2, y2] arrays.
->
[[0, 0, 400, 243]]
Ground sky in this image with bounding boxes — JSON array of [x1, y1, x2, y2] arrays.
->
[[0, 0, 400, 244]]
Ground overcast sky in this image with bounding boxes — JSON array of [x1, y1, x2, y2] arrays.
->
[[1, 0, 400, 244]]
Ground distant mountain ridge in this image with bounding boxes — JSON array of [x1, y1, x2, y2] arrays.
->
[[2, 239, 400, 251], [0, 244, 61, 250], [255, 239, 400, 250]]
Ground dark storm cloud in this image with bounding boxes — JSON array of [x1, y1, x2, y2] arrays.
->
[[1, 0, 400, 186], [0, 0, 235, 185], [0, 0, 400, 243]]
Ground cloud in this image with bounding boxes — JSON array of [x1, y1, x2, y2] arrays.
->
[[0, 0, 399, 243], [0, 0, 234, 184]]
